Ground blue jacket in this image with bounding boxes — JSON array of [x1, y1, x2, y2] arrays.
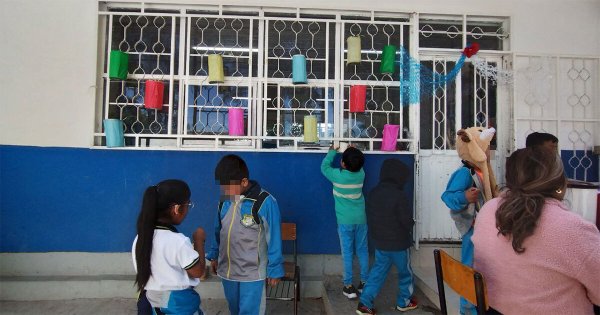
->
[[441, 162, 485, 235], [206, 181, 284, 281]]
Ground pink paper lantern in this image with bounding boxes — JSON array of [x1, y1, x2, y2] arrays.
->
[[228, 107, 245, 136], [381, 124, 400, 151], [350, 85, 367, 113], [144, 80, 164, 110]]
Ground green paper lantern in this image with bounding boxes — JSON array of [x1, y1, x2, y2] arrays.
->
[[109, 50, 129, 80], [379, 45, 397, 74]]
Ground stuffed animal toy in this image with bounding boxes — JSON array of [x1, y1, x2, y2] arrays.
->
[[455, 126, 499, 200], [440, 126, 499, 315]]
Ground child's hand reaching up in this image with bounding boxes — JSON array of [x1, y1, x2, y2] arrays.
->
[[193, 227, 206, 243], [191, 228, 207, 279]]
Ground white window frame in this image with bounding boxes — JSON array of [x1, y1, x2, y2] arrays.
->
[[95, 2, 511, 154]]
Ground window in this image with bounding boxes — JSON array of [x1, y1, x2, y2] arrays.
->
[[96, 4, 510, 153]]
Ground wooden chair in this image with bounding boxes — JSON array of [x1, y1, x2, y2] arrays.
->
[[434, 249, 488, 315], [266, 223, 300, 315]]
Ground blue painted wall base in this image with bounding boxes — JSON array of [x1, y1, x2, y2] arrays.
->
[[0, 145, 415, 254]]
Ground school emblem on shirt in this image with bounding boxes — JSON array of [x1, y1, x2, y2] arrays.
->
[[241, 214, 256, 227]]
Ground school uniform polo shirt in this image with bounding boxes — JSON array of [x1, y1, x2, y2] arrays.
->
[[132, 225, 200, 291]]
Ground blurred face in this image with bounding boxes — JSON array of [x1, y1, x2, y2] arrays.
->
[[219, 179, 249, 198]]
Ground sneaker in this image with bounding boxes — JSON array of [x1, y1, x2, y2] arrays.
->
[[343, 284, 359, 299], [357, 281, 366, 293], [356, 302, 376, 315], [396, 299, 418, 312]]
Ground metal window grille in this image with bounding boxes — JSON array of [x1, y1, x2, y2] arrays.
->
[[514, 54, 600, 181], [96, 5, 510, 155]]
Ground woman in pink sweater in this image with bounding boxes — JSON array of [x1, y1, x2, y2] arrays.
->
[[473, 148, 600, 315]]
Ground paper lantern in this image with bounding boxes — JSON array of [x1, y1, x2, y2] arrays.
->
[[109, 50, 129, 80], [228, 107, 245, 136], [144, 80, 164, 110], [346, 36, 361, 65], [303, 115, 318, 143], [380, 45, 397, 74], [350, 85, 367, 113], [208, 54, 224, 84], [381, 124, 400, 151], [292, 54, 307, 84], [103, 119, 125, 148]]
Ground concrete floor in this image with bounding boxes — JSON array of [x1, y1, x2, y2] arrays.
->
[[0, 267, 441, 315], [323, 275, 441, 315], [0, 280, 439, 315], [0, 297, 326, 315]]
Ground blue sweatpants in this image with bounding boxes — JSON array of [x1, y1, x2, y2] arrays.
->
[[460, 227, 476, 315], [338, 224, 370, 286], [222, 278, 266, 315], [359, 249, 414, 309], [146, 288, 203, 315]]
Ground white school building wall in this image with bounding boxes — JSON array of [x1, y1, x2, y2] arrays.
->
[[1, 0, 599, 148]]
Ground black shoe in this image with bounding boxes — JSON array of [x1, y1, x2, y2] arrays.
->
[[356, 302, 376, 314], [343, 284, 359, 299], [357, 281, 366, 293]]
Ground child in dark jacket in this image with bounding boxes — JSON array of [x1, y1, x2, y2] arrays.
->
[[356, 159, 418, 314]]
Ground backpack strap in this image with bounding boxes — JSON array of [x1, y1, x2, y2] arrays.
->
[[218, 192, 270, 225], [470, 169, 486, 211], [250, 191, 270, 225]]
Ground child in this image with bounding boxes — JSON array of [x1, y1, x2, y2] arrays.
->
[[321, 145, 369, 299], [206, 154, 284, 315], [132, 179, 206, 315], [441, 127, 498, 315], [356, 159, 417, 315]]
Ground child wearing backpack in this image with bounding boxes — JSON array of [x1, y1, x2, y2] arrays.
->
[[206, 154, 284, 315]]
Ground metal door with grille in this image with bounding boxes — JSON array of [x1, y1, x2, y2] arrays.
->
[[416, 54, 511, 241]]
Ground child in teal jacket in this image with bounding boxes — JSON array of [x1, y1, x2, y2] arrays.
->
[[321, 145, 369, 299]]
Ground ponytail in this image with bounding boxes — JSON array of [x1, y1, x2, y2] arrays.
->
[[134, 180, 191, 291], [496, 189, 545, 253], [135, 186, 159, 291], [495, 148, 566, 253]]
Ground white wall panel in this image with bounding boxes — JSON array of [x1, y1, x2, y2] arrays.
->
[[417, 153, 463, 240], [1, 0, 598, 147]]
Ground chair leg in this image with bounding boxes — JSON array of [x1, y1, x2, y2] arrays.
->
[[434, 250, 448, 315], [295, 267, 300, 315], [294, 283, 298, 315], [474, 272, 486, 315]]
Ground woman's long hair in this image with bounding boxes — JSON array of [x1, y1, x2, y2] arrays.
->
[[135, 179, 190, 291], [496, 148, 566, 253]]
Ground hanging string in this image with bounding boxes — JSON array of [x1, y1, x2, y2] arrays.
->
[[398, 46, 466, 104], [398, 43, 512, 104]]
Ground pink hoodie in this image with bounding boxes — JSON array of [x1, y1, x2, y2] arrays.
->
[[473, 197, 600, 315]]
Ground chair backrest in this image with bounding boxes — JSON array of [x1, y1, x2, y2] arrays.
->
[[434, 249, 488, 315], [281, 223, 297, 241], [281, 223, 297, 265]]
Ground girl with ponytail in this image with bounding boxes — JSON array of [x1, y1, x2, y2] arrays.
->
[[133, 179, 206, 315], [472, 148, 600, 315]]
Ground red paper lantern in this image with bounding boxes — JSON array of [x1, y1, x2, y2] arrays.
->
[[144, 80, 164, 110], [350, 85, 367, 113]]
